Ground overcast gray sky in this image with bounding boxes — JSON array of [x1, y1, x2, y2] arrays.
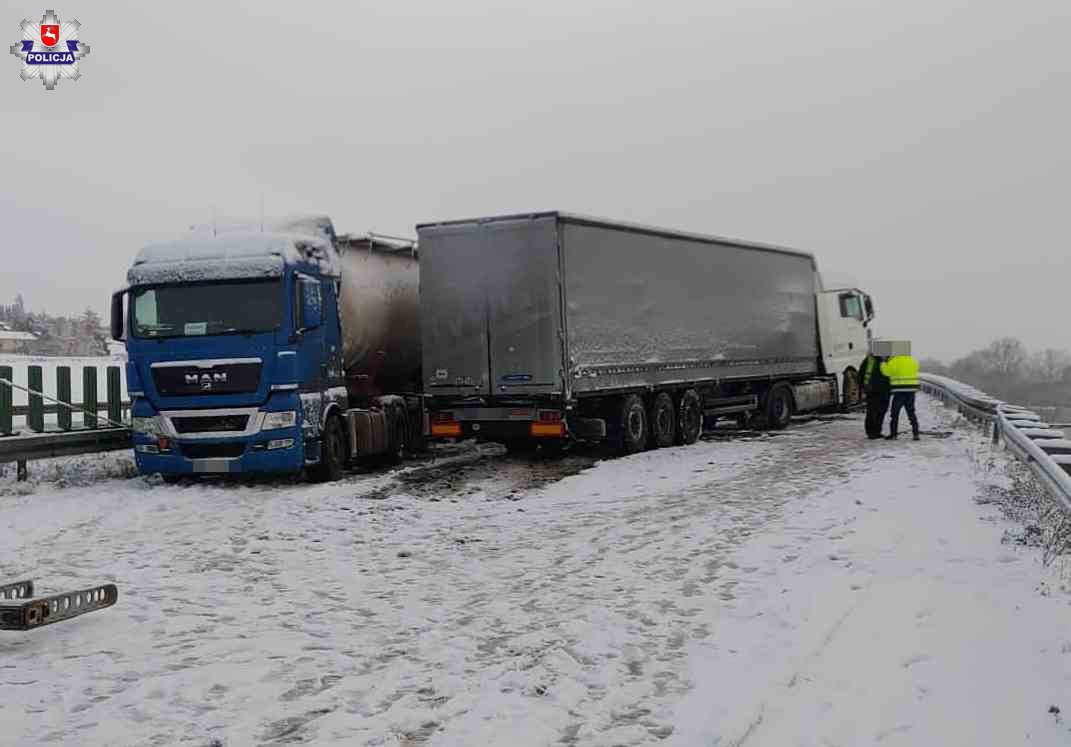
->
[[1, 0, 1068, 361]]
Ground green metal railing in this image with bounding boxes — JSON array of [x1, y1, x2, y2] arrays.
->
[[0, 363, 132, 480], [0, 364, 129, 435]]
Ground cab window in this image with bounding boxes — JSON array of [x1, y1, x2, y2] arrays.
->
[[839, 293, 863, 320]]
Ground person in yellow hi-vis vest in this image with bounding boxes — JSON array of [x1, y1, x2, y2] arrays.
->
[[880, 353, 920, 440]]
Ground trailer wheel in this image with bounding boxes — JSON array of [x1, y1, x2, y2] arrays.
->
[[617, 394, 648, 455], [309, 415, 345, 482], [676, 389, 702, 445], [648, 392, 676, 449], [765, 383, 793, 430]]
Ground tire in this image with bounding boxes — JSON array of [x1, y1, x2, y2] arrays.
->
[[648, 392, 676, 449], [764, 383, 794, 430], [842, 368, 861, 410], [676, 389, 702, 445], [161, 474, 185, 486], [408, 408, 429, 454], [616, 394, 648, 455], [376, 405, 402, 462], [309, 415, 345, 482]]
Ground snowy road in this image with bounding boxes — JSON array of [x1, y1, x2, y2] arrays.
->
[[1, 397, 1069, 746]]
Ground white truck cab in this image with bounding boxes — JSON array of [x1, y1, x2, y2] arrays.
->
[[815, 273, 875, 405]]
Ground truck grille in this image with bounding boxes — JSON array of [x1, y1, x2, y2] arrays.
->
[[171, 415, 249, 434], [153, 361, 261, 396], [180, 442, 246, 460]]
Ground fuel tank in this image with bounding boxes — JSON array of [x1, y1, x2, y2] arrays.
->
[[336, 235, 421, 390]]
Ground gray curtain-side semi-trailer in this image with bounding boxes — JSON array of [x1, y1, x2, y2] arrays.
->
[[418, 212, 873, 453]]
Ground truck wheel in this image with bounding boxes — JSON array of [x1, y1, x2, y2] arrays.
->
[[765, 383, 793, 430], [309, 416, 345, 482], [617, 394, 648, 455], [384, 407, 406, 465], [842, 368, 861, 409], [676, 389, 702, 445], [648, 392, 676, 448]]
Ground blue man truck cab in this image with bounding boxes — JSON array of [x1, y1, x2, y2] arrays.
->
[[110, 218, 425, 482]]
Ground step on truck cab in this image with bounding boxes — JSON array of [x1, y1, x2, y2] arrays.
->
[[111, 217, 425, 481], [417, 212, 874, 453]]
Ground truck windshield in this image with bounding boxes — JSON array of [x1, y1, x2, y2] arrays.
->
[[131, 279, 283, 339]]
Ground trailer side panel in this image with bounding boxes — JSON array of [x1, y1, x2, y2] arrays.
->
[[561, 219, 819, 394]]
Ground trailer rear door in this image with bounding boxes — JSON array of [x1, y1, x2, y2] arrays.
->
[[418, 216, 563, 398], [484, 216, 562, 396], [419, 223, 492, 396]]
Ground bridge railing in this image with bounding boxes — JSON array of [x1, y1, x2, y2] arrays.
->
[[920, 373, 1071, 516]]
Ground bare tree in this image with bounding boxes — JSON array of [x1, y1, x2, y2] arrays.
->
[[985, 337, 1027, 378], [81, 307, 102, 337], [1028, 348, 1071, 382]]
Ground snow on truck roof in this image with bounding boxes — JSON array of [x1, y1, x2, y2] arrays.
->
[[416, 211, 817, 262], [128, 222, 341, 286]]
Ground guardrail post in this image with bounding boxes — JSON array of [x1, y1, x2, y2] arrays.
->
[[107, 367, 121, 425], [83, 367, 98, 429], [28, 366, 44, 433], [57, 366, 72, 431], [0, 365, 11, 435]]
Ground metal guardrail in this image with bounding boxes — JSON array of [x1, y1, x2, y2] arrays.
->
[[0, 428, 131, 465], [920, 373, 1071, 516]]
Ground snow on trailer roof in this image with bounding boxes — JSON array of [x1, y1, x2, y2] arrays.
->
[[337, 232, 418, 256], [416, 211, 817, 262]]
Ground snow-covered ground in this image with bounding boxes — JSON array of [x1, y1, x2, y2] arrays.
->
[[1, 397, 1068, 746]]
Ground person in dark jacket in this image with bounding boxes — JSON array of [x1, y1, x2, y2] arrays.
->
[[859, 352, 891, 439]]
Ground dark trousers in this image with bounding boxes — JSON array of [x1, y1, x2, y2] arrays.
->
[[865, 392, 890, 438], [889, 391, 919, 437]]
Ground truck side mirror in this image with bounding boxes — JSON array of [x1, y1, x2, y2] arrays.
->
[[298, 277, 322, 332], [110, 291, 125, 341]]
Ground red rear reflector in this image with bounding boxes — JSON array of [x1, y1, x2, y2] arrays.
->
[[530, 422, 565, 438], [537, 410, 563, 423], [432, 412, 456, 424]]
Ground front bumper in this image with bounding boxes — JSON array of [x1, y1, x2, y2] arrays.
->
[[134, 430, 304, 475]]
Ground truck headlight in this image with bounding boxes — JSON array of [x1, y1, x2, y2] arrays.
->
[[262, 410, 298, 431], [132, 416, 163, 436]]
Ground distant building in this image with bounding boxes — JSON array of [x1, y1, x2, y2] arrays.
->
[[0, 329, 38, 354]]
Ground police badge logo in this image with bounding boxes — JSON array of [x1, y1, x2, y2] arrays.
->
[[9, 9, 90, 90]]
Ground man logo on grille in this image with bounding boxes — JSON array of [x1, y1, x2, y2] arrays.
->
[[185, 372, 228, 390]]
